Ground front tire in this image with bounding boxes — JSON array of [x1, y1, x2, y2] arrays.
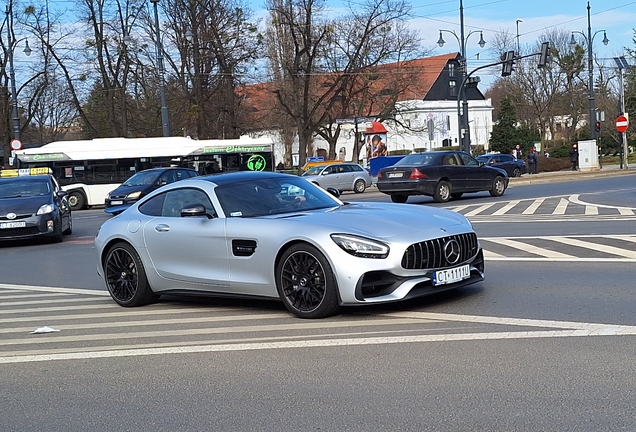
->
[[513, 167, 522, 177], [63, 217, 73, 235], [276, 243, 340, 319], [433, 181, 451, 203], [390, 194, 408, 203], [354, 179, 366, 193], [489, 176, 507, 197], [104, 242, 158, 307]]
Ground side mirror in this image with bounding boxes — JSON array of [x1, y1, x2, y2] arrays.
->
[[478, 161, 485, 167], [57, 190, 69, 198], [181, 204, 214, 219], [326, 187, 340, 198]]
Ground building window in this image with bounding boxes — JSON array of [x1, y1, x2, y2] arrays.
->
[[448, 63, 455, 77], [449, 81, 457, 97]]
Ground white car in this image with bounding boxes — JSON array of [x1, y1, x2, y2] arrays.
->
[[301, 162, 373, 193]]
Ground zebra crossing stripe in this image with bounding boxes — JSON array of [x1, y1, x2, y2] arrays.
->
[[553, 198, 569, 215], [464, 203, 496, 216], [585, 205, 598, 215], [547, 237, 636, 259], [492, 200, 520, 216], [522, 198, 545, 215], [618, 208, 635, 215], [488, 238, 575, 258]]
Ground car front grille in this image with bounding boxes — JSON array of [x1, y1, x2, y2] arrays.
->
[[0, 213, 32, 221], [401, 233, 478, 270]]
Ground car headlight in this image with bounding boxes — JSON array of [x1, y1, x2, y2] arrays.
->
[[126, 191, 142, 199], [37, 204, 55, 215], [331, 234, 389, 259]]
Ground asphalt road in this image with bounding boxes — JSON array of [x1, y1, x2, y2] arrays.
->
[[1, 172, 636, 431]]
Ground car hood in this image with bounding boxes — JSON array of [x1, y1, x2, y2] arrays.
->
[[110, 184, 150, 196], [271, 202, 469, 239], [0, 196, 51, 215]]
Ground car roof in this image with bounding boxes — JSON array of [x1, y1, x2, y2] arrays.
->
[[0, 174, 54, 182], [198, 170, 292, 185]]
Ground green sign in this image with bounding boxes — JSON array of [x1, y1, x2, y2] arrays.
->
[[246, 154, 267, 171], [200, 145, 270, 154], [19, 153, 70, 162]]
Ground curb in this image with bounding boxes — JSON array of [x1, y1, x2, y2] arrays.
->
[[510, 168, 635, 185]]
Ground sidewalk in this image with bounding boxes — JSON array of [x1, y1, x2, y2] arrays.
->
[[510, 164, 634, 185]]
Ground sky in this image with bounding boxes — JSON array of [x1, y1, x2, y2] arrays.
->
[[254, 0, 636, 89]]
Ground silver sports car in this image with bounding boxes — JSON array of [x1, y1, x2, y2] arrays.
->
[[95, 171, 484, 318]]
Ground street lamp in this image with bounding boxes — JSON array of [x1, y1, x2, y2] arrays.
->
[[613, 56, 631, 169], [569, 1, 608, 141], [5, 4, 32, 142], [149, 0, 171, 137], [515, 19, 523, 55], [437, 0, 486, 154]]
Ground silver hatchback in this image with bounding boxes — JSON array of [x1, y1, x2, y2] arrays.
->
[[301, 162, 373, 193]]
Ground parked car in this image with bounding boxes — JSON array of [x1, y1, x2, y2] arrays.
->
[[376, 151, 509, 203], [301, 162, 373, 193], [476, 153, 527, 177], [95, 171, 484, 319], [0, 168, 72, 242], [105, 167, 198, 214]]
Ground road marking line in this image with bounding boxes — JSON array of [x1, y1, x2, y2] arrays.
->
[[0, 283, 110, 296], [618, 208, 634, 215], [546, 237, 636, 259], [485, 257, 636, 262], [492, 200, 520, 216], [483, 250, 505, 258], [569, 194, 636, 211], [3, 328, 636, 364], [0, 293, 73, 300], [447, 205, 470, 212], [0, 297, 109, 307], [522, 198, 545, 215], [552, 198, 569, 215], [464, 203, 496, 217], [585, 205, 598, 215], [485, 238, 575, 258]]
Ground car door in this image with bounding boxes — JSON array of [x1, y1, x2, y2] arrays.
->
[[141, 187, 230, 288], [497, 154, 515, 175], [441, 153, 467, 191], [338, 164, 355, 190], [459, 153, 490, 190], [318, 165, 341, 189]]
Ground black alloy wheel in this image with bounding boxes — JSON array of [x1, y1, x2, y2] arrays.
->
[[104, 242, 158, 307], [276, 244, 339, 319]]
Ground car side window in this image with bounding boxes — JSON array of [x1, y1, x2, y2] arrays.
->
[[459, 153, 479, 167], [491, 156, 501, 163], [138, 192, 166, 216], [323, 166, 334, 175], [159, 171, 177, 185], [350, 164, 363, 172], [443, 155, 458, 165], [338, 165, 351, 173], [175, 170, 191, 180], [500, 155, 513, 162], [161, 188, 216, 218]]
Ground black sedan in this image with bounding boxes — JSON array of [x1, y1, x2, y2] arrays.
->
[[476, 153, 527, 177], [0, 169, 72, 242], [376, 151, 509, 203]]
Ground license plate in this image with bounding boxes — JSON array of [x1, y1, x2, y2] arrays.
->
[[432, 265, 470, 286], [110, 200, 123, 205], [387, 172, 403, 178], [0, 221, 26, 229]]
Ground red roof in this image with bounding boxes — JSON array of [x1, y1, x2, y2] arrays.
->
[[237, 53, 459, 131]]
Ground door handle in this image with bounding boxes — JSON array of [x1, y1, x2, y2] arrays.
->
[[154, 224, 170, 232]]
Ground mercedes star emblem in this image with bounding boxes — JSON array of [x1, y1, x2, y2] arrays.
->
[[444, 239, 461, 264]]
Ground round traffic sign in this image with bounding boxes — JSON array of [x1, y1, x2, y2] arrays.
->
[[616, 115, 629, 133], [10, 139, 22, 151]]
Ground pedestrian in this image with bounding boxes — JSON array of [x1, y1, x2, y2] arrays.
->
[[569, 143, 578, 171], [527, 147, 538, 174], [513, 144, 522, 159]]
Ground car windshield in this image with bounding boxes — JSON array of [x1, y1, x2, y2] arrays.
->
[[0, 179, 51, 198], [123, 171, 160, 186], [395, 153, 438, 166], [214, 176, 341, 217], [302, 166, 324, 176]]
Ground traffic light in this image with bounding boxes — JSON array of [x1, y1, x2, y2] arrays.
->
[[595, 121, 601, 133], [538, 42, 551, 68], [501, 50, 516, 77]]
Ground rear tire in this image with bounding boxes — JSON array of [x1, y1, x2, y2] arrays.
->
[[433, 181, 451, 203], [104, 242, 158, 307], [354, 179, 366, 193], [276, 243, 340, 319], [489, 176, 507, 197], [513, 167, 521, 177], [68, 191, 86, 211], [390, 194, 408, 203]]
